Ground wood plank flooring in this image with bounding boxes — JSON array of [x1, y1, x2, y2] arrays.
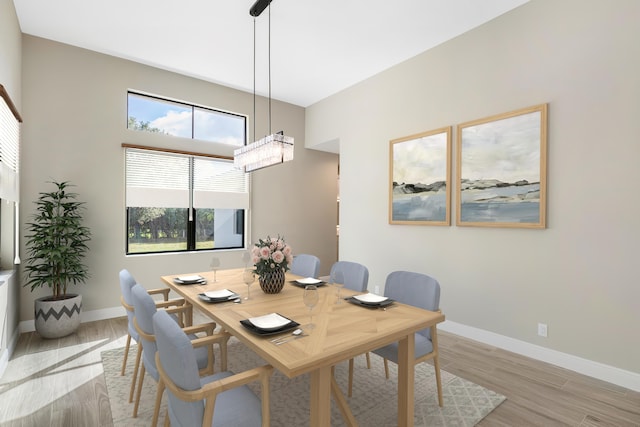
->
[[0, 317, 638, 426]]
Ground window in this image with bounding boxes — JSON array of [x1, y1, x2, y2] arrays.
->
[[127, 91, 246, 146], [0, 85, 20, 202], [125, 148, 249, 255], [0, 84, 21, 270]]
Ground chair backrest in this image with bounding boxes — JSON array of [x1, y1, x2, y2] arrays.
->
[[119, 269, 140, 340], [384, 271, 440, 340], [291, 254, 321, 278], [330, 261, 369, 292], [131, 284, 160, 379], [153, 309, 205, 426]]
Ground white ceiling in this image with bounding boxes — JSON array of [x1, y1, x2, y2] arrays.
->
[[13, 0, 528, 108]]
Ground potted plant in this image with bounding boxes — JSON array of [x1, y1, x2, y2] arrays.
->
[[251, 235, 293, 294], [24, 181, 91, 338]]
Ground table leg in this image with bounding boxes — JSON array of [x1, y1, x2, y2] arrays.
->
[[331, 369, 358, 426], [184, 301, 193, 327], [310, 365, 332, 427], [397, 333, 415, 427]]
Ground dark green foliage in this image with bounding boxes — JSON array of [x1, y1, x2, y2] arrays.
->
[[24, 181, 92, 299]]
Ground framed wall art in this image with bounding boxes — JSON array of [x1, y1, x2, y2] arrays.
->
[[456, 103, 548, 228], [389, 126, 451, 225]]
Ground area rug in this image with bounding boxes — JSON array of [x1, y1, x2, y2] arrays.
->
[[102, 339, 505, 426]]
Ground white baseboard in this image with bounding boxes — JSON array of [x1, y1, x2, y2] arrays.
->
[[439, 320, 640, 392]]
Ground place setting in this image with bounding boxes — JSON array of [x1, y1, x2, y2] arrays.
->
[[240, 312, 301, 337], [289, 277, 326, 288], [172, 274, 207, 285], [197, 288, 241, 303], [345, 292, 395, 309], [240, 283, 319, 344]]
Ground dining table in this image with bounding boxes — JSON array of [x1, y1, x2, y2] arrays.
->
[[161, 268, 445, 427]]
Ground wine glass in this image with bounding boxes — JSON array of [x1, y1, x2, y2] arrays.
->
[[332, 270, 345, 304], [241, 250, 252, 269], [303, 285, 319, 330], [243, 268, 255, 300], [210, 257, 220, 282]]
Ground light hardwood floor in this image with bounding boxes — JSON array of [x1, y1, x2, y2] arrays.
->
[[0, 317, 638, 426]]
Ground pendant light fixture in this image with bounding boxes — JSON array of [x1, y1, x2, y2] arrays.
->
[[234, 0, 294, 172]]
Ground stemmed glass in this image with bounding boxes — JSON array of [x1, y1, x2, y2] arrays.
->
[[243, 268, 255, 300], [210, 257, 220, 282], [241, 250, 252, 269], [331, 270, 345, 304], [303, 285, 319, 330]]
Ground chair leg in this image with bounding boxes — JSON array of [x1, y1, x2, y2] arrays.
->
[[383, 358, 390, 379], [129, 344, 142, 402], [434, 356, 443, 407], [133, 363, 146, 417], [151, 378, 164, 427], [432, 326, 443, 407], [348, 358, 354, 397], [120, 334, 132, 376], [164, 408, 170, 427], [205, 339, 215, 376], [365, 352, 371, 369], [219, 336, 229, 372]]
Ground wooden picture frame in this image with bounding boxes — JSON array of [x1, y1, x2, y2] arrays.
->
[[456, 104, 548, 228], [389, 127, 451, 225]]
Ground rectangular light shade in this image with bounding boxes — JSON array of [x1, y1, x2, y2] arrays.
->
[[234, 133, 294, 172]]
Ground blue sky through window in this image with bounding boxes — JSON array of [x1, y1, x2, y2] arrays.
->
[[128, 92, 245, 146]]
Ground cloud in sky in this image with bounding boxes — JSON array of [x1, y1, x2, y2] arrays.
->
[[393, 132, 448, 185], [461, 111, 541, 183], [151, 110, 192, 138]]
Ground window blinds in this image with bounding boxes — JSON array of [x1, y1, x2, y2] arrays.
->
[[0, 90, 20, 202], [193, 157, 249, 210], [125, 148, 248, 209], [125, 149, 190, 208]]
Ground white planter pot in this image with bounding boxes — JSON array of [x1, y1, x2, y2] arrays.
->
[[34, 294, 82, 339]]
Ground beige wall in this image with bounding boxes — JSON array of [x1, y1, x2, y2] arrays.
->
[[0, 0, 21, 105], [19, 36, 338, 321], [306, 0, 640, 375]]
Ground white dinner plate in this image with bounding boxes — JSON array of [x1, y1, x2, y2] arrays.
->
[[353, 293, 388, 304], [204, 289, 235, 299], [177, 275, 204, 282], [296, 277, 323, 285], [248, 313, 292, 331]]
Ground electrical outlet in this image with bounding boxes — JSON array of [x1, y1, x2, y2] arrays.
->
[[374, 286, 380, 294], [537, 323, 548, 337]]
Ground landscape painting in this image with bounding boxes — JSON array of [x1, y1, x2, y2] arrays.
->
[[456, 104, 548, 228], [389, 127, 451, 225]]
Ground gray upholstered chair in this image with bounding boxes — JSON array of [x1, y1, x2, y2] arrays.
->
[[329, 261, 369, 293], [153, 309, 273, 427], [119, 269, 171, 384], [329, 260, 370, 396], [372, 271, 443, 407], [131, 284, 224, 426], [290, 254, 321, 278]]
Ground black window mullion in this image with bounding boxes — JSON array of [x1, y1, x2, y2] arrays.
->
[[187, 208, 196, 251], [187, 156, 195, 251], [191, 105, 195, 139]]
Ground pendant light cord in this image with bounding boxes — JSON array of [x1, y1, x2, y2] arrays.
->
[[252, 2, 273, 139], [253, 17, 256, 143], [268, 3, 272, 135]]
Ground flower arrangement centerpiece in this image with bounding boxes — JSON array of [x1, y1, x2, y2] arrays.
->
[[251, 235, 293, 294]]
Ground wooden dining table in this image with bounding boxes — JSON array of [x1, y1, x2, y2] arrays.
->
[[161, 268, 444, 427]]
